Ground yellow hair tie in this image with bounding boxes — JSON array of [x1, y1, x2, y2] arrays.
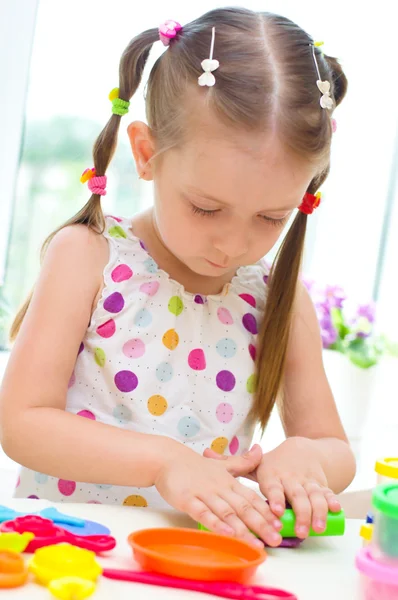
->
[[80, 168, 96, 183], [314, 41, 324, 47]]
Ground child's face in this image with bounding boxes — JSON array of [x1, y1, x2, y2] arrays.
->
[[136, 109, 316, 278]]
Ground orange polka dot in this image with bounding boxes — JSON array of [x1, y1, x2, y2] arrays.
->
[[162, 329, 179, 350], [210, 436, 229, 455], [123, 494, 148, 507], [147, 395, 168, 416]]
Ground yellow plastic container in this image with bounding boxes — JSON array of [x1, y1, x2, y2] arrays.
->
[[375, 458, 398, 485]]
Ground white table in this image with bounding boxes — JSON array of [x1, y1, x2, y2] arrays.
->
[[3, 499, 363, 600]]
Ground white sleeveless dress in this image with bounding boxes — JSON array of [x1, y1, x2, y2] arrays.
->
[[15, 215, 269, 508]]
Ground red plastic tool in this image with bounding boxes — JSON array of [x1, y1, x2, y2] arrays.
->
[[103, 568, 298, 599], [0, 516, 115, 554]]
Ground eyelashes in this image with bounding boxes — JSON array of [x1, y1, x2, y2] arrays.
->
[[191, 204, 289, 227]]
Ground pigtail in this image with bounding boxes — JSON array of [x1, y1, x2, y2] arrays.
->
[[10, 28, 160, 341]]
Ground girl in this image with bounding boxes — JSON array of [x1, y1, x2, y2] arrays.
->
[[0, 7, 355, 549]]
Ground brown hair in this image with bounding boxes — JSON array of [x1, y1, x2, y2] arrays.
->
[[11, 7, 347, 430]]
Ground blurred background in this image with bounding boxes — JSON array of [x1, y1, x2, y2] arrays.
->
[[0, 0, 397, 498]]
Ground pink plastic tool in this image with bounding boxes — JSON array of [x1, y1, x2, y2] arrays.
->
[[0, 516, 115, 554], [103, 568, 297, 599]]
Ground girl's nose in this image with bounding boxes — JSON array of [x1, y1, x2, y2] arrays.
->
[[213, 226, 249, 259]]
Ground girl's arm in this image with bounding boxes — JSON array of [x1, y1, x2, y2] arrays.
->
[[0, 226, 281, 547], [0, 225, 175, 486]]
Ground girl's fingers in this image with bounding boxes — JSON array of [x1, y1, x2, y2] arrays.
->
[[222, 487, 281, 547], [188, 497, 235, 537], [198, 493, 263, 548], [304, 482, 329, 533], [283, 480, 312, 538], [324, 490, 342, 513], [260, 479, 286, 518], [233, 481, 282, 530]]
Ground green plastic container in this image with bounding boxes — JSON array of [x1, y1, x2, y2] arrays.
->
[[372, 484, 398, 560], [199, 508, 345, 538]]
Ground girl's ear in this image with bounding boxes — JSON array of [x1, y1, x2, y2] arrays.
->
[[127, 121, 155, 180]]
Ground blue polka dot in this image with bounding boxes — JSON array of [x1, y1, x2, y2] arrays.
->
[[134, 308, 153, 328], [113, 404, 133, 424], [96, 484, 112, 490], [216, 338, 238, 359], [156, 362, 173, 383], [34, 472, 49, 485], [144, 257, 158, 273], [177, 416, 201, 438]]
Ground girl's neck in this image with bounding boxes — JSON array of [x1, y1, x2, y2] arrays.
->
[[131, 209, 236, 296]]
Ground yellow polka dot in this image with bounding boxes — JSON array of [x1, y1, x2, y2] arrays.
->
[[147, 395, 168, 416], [246, 374, 257, 394], [123, 494, 148, 507], [211, 436, 229, 455], [162, 329, 179, 350]]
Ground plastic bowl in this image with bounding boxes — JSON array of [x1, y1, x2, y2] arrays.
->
[[128, 527, 266, 583]]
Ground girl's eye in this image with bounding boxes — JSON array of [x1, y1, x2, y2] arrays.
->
[[260, 215, 289, 227], [191, 205, 219, 217]]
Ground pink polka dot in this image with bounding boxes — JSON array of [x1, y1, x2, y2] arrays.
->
[[123, 338, 146, 359], [242, 313, 258, 335], [229, 436, 239, 455], [216, 402, 234, 424], [108, 215, 122, 222], [68, 372, 76, 388], [216, 370, 236, 392], [188, 349, 206, 371], [77, 410, 96, 420], [58, 479, 76, 496], [263, 275, 269, 284], [217, 307, 234, 325], [28, 495, 39, 499], [96, 319, 116, 338], [239, 293, 256, 308], [111, 264, 133, 282], [140, 281, 160, 296], [115, 370, 138, 392], [249, 344, 256, 361], [104, 292, 125, 313], [15, 476, 20, 488]]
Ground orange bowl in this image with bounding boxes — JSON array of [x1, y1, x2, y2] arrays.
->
[[128, 528, 266, 583]]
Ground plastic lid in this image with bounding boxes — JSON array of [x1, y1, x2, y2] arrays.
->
[[375, 458, 398, 479], [372, 484, 398, 519], [29, 543, 102, 585], [356, 547, 398, 585], [360, 524, 373, 542]]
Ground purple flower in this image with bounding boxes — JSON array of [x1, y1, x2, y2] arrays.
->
[[324, 285, 346, 309], [321, 325, 338, 348], [357, 302, 376, 323]]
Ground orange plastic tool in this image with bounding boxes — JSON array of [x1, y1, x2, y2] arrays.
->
[[128, 528, 266, 583], [0, 550, 28, 588]]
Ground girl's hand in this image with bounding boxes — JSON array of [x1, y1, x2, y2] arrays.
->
[[204, 437, 342, 540], [155, 443, 282, 547]]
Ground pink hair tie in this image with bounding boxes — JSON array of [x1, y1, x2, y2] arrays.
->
[[159, 20, 182, 46], [88, 175, 107, 196]]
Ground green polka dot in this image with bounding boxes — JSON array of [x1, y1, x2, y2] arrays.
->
[[168, 296, 184, 316], [94, 348, 106, 367], [108, 226, 127, 239], [246, 374, 257, 394]]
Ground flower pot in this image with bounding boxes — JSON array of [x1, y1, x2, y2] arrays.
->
[[323, 349, 378, 459]]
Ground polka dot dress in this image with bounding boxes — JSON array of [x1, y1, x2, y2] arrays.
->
[[15, 216, 269, 508]]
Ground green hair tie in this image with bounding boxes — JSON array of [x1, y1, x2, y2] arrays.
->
[[109, 88, 130, 116]]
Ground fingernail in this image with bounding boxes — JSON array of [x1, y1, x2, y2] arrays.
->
[[273, 504, 284, 514], [253, 539, 264, 549], [315, 519, 325, 531], [273, 520, 282, 530], [270, 532, 281, 544], [297, 525, 308, 536], [221, 525, 234, 535]]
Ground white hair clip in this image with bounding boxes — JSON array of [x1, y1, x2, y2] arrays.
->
[[310, 43, 333, 110], [198, 27, 219, 87]]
